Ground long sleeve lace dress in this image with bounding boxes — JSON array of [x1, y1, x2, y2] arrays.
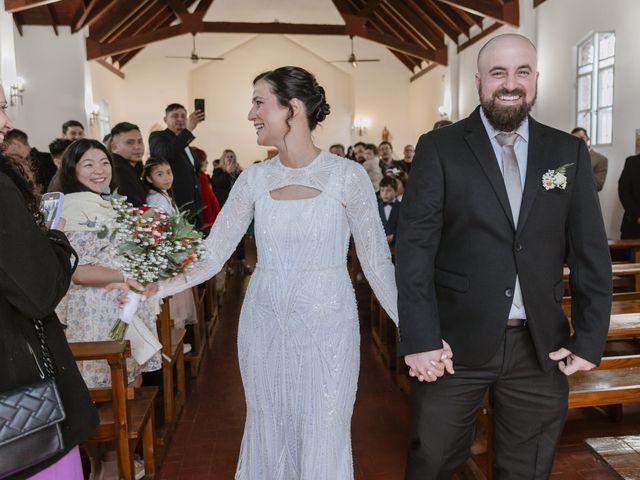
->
[[156, 151, 397, 479]]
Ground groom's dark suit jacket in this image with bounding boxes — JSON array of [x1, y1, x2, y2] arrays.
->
[[396, 107, 612, 371]]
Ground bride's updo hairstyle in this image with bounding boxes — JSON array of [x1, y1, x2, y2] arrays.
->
[[253, 66, 331, 131]]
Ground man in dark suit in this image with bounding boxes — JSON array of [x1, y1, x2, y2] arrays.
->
[[396, 34, 612, 479], [618, 153, 640, 238], [149, 103, 205, 227], [110, 122, 146, 206]]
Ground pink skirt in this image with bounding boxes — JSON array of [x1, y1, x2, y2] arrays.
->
[[27, 446, 83, 480]]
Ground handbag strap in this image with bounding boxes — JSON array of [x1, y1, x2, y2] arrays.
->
[[32, 318, 56, 379]]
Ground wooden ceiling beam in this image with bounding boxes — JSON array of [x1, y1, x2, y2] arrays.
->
[[46, 2, 58, 35], [87, 24, 183, 59], [201, 21, 345, 35], [164, 0, 188, 16], [376, 3, 434, 52], [74, 0, 116, 32], [368, 20, 421, 70], [436, 0, 519, 26], [364, 24, 444, 64], [416, 0, 462, 42], [105, 2, 173, 43], [114, 48, 143, 68], [331, 0, 356, 16], [385, 0, 446, 49], [92, 0, 156, 42], [4, 0, 59, 13], [12, 11, 24, 35], [96, 58, 125, 79], [194, 0, 214, 13], [357, 0, 383, 20], [427, 0, 472, 37]]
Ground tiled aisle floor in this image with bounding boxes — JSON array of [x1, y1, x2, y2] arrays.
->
[[159, 271, 639, 479]]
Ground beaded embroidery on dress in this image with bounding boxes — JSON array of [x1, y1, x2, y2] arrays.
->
[[157, 151, 397, 479]]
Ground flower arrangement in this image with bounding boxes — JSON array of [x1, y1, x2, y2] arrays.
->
[[542, 163, 574, 191], [99, 196, 204, 340]]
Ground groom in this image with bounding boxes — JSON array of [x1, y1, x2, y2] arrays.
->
[[396, 34, 612, 479]]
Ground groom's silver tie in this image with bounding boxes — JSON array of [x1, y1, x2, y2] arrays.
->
[[496, 132, 524, 310]]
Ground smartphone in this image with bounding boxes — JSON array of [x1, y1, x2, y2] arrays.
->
[[41, 192, 64, 229], [194, 98, 205, 116]]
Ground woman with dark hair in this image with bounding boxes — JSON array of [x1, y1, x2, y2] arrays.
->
[[0, 85, 98, 479], [119, 66, 400, 478], [55, 139, 161, 388]]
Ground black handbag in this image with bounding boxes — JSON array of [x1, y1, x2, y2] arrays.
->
[[0, 318, 66, 479]]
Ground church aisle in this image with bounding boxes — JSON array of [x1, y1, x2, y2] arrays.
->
[[158, 268, 635, 479]]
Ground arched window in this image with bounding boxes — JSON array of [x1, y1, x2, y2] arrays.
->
[[576, 32, 615, 145]]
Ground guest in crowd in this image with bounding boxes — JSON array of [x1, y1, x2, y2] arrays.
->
[[329, 143, 345, 157], [378, 141, 406, 174], [46, 138, 73, 192], [352, 141, 366, 164], [0, 85, 98, 480], [378, 175, 400, 246], [142, 156, 198, 348], [55, 139, 161, 390], [363, 143, 383, 192], [346, 145, 355, 160], [110, 122, 146, 206], [102, 133, 112, 152], [618, 151, 640, 238], [400, 144, 414, 172], [192, 146, 221, 234], [210, 148, 251, 275], [61, 120, 85, 140], [572, 127, 608, 191], [433, 119, 453, 130], [149, 103, 205, 228], [394, 170, 408, 202], [211, 158, 223, 176], [3, 128, 56, 192]]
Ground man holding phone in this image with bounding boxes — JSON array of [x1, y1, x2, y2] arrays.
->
[[149, 102, 205, 228]]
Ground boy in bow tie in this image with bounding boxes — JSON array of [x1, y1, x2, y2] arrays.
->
[[378, 176, 400, 245]]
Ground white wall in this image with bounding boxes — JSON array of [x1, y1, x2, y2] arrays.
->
[[188, 34, 353, 166], [534, 0, 640, 237], [12, 26, 88, 150]]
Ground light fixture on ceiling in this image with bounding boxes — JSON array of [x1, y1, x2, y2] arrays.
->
[[9, 77, 25, 106]]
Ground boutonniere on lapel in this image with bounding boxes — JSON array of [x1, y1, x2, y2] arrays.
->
[[542, 163, 574, 190]]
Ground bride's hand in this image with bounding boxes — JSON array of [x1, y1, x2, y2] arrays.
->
[[105, 278, 159, 305]]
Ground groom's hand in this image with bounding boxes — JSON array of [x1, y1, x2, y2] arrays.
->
[[548, 348, 595, 376], [405, 340, 455, 382]]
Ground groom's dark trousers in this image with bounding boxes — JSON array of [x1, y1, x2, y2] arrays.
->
[[396, 107, 612, 479]]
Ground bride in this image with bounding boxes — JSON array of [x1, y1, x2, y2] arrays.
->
[[122, 66, 399, 479]]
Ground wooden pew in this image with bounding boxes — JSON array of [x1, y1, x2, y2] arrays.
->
[[609, 239, 640, 263], [186, 285, 207, 377], [69, 341, 157, 480], [585, 435, 640, 480], [564, 263, 640, 293], [156, 298, 187, 449], [204, 276, 219, 348]]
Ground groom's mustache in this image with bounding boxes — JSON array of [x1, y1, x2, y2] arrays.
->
[[492, 88, 527, 100]]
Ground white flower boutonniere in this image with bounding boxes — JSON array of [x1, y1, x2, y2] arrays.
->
[[542, 163, 574, 190]]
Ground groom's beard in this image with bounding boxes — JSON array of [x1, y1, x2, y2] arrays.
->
[[479, 86, 536, 132]]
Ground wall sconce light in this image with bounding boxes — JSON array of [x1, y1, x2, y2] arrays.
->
[[438, 105, 449, 119], [353, 117, 371, 137], [9, 77, 25, 106], [89, 104, 101, 126]]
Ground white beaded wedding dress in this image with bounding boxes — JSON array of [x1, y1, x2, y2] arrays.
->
[[157, 151, 398, 479]]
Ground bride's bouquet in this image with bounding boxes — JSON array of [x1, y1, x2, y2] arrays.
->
[[99, 196, 204, 341]]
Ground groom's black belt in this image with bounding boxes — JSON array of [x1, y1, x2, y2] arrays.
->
[[506, 318, 527, 327]]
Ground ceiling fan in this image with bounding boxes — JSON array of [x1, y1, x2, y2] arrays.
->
[[330, 36, 380, 68], [165, 33, 224, 63]]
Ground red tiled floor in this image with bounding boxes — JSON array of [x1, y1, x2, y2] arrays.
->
[[159, 257, 639, 479]]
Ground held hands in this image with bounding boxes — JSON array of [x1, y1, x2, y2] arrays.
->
[[187, 110, 206, 131], [405, 340, 455, 383], [548, 348, 595, 376], [105, 278, 159, 306]]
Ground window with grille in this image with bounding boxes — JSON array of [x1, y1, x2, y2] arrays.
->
[[576, 32, 615, 145]]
